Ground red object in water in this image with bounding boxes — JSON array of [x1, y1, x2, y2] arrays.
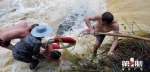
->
[[52, 36, 76, 49]]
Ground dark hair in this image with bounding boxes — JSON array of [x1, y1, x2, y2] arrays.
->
[[50, 50, 61, 60], [30, 24, 39, 32], [102, 12, 114, 24]]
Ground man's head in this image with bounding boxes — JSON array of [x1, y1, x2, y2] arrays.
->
[[30, 24, 39, 32], [50, 50, 61, 60], [102, 12, 114, 24]]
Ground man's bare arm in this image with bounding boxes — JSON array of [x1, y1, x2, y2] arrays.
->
[[40, 47, 46, 54], [1, 22, 27, 32], [108, 23, 119, 55], [84, 14, 101, 30], [7, 43, 13, 50]]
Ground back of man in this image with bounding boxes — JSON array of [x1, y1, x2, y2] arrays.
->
[[0, 22, 39, 50], [0, 22, 30, 41]]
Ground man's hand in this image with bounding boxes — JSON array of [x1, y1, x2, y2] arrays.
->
[[40, 47, 46, 54], [90, 29, 95, 34], [107, 51, 114, 56]]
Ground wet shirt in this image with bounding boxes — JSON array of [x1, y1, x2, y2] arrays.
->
[[12, 34, 45, 60]]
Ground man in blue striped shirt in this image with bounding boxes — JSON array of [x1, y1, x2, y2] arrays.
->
[[12, 25, 53, 70], [12, 34, 45, 69]]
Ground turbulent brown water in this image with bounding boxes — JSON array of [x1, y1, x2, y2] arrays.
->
[[107, 0, 150, 35], [0, 0, 150, 72]]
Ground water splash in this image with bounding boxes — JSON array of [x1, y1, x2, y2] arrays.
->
[[57, 0, 107, 35], [0, 0, 107, 72]]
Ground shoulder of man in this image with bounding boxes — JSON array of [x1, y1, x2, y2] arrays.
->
[[24, 34, 41, 43], [111, 20, 118, 25], [94, 14, 102, 18], [111, 21, 119, 31]]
